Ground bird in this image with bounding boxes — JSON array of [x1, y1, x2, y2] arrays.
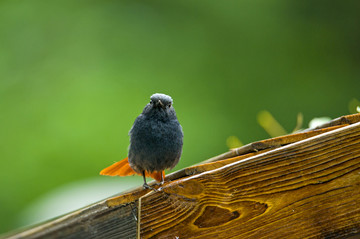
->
[[100, 93, 183, 190]]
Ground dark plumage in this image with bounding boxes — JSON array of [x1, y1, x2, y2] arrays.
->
[[128, 93, 183, 188]]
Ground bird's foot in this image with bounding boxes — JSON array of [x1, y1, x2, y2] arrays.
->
[[143, 183, 158, 192]]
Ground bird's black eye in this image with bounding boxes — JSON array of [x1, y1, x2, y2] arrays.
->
[[168, 104, 171, 108]]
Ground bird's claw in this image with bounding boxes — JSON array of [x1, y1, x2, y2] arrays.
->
[[143, 183, 158, 192]]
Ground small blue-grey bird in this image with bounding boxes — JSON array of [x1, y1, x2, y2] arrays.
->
[[100, 93, 183, 189]]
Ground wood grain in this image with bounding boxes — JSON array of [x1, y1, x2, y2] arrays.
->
[[4, 202, 138, 239], [139, 122, 360, 238]]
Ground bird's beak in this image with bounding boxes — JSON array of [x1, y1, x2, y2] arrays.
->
[[158, 100, 164, 108]]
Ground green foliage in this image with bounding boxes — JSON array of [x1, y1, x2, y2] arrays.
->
[[1, 0, 359, 234]]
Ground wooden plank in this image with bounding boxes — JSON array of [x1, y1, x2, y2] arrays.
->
[[139, 122, 360, 238], [4, 114, 360, 239], [203, 125, 346, 164], [205, 113, 360, 163], [5, 201, 138, 239]]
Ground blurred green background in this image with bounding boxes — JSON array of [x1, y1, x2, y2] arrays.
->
[[1, 0, 359, 234]]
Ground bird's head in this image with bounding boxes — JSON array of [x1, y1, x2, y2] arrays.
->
[[150, 93, 173, 109]]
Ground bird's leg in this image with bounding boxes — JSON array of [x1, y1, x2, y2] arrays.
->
[[160, 171, 165, 185], [142, 171, 157, 191], [156, 171, 165, 191], [142, 171, 150, 188]]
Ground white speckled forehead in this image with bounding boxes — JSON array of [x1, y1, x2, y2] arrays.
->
[[150, 93, 173, 105]]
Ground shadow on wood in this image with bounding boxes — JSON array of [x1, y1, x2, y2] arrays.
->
[[3, 113, 360, 239]]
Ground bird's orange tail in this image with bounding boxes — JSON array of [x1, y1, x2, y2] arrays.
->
[[100, 157, 165, 182], [100, 157, 136, 176]]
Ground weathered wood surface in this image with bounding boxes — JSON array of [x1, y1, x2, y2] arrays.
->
[[5, 202, 138, 239], [138, 120, 360, 238], [3, 113, 360, 239]]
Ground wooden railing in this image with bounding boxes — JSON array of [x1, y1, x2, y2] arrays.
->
[[4, 113, 360, 239]]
